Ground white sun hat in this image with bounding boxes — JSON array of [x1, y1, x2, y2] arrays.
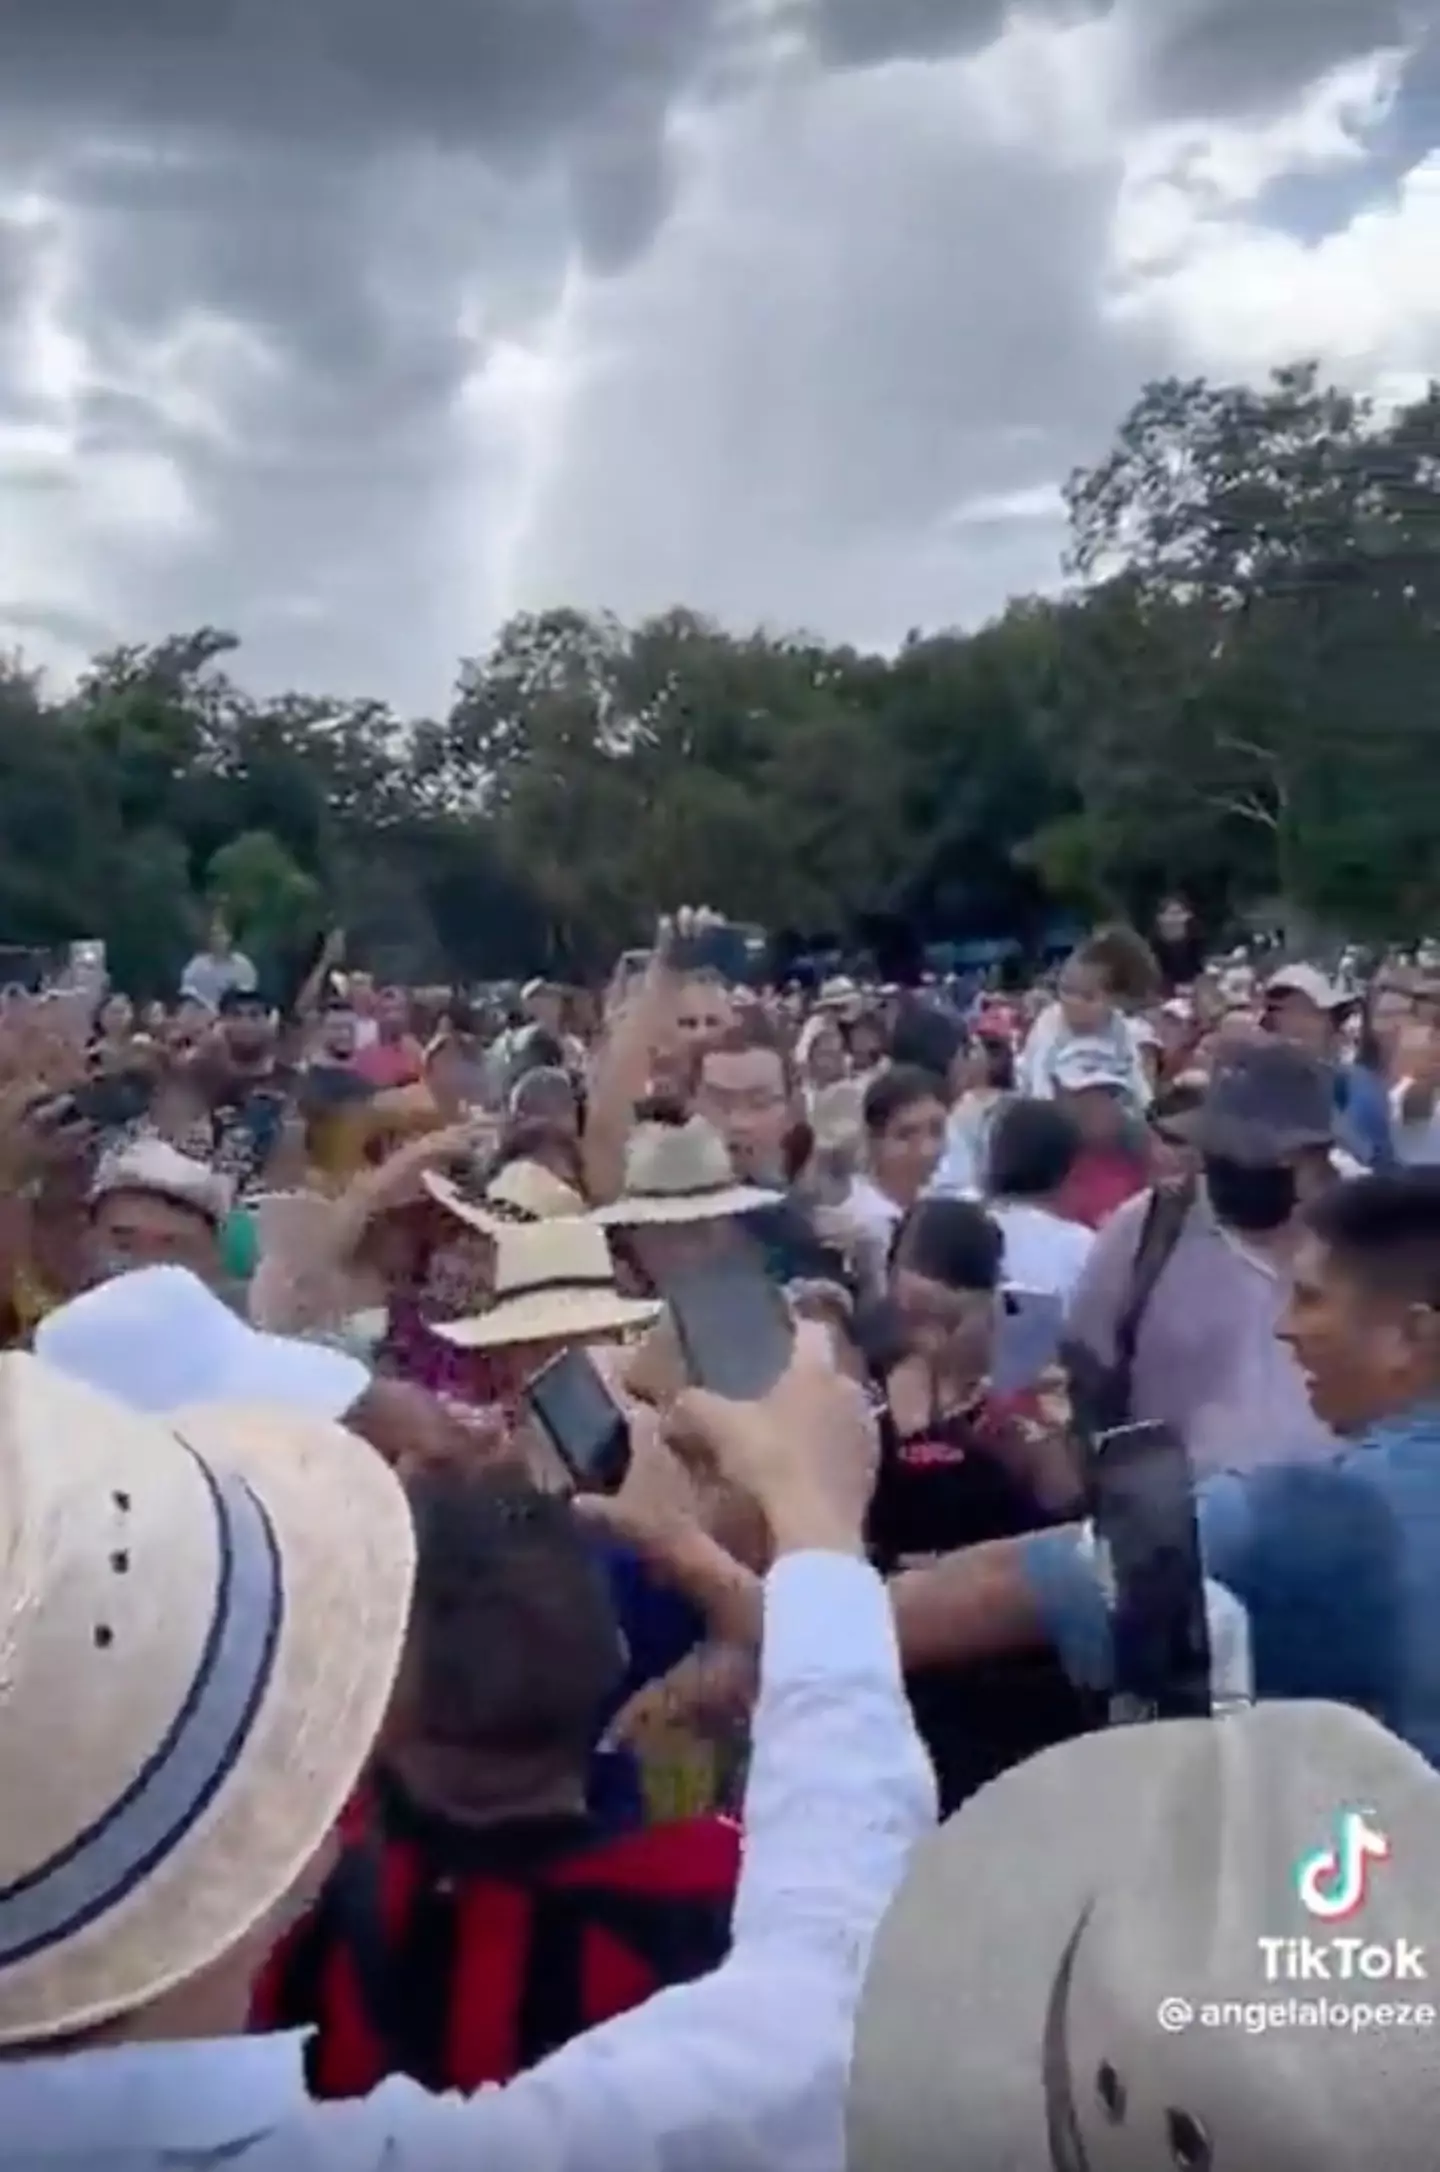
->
[[593, 1117, 776, 1228], [848, 1700, 1440, 2172], [0, 1351, 414, 2044], [34, 1265, 370, 1420], [432, 1215, 660, 1350]]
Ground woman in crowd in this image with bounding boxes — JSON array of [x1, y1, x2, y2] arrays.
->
[[859, 1195, 1092, 1811]]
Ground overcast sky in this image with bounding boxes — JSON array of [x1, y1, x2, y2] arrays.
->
[[0, 0, 1435, 711]]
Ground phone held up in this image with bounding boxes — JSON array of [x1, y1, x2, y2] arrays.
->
[[661, 1252, 794, 1404], [1089, 1418, 1213, 1726], [524, 1349, 632, 1497], [522, 1250, 797, 1496]]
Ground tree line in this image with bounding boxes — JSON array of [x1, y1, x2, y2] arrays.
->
[[2, 360, 1437, 994]]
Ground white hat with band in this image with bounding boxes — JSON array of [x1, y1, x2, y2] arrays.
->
[[0, 1352, 413, 2045]]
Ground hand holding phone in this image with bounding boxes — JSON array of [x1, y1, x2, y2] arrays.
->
[[524, 1347, 632, 1496], [658, 906, 743, 982], [992, 1287, 1065, 1394], [662, 1253, 795, 1403], [1090, 1419, 1211, 1723]]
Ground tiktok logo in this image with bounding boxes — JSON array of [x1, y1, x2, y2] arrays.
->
[[1294, 1810, 1390, 1922]]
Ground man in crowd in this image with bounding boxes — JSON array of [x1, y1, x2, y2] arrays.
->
[[1064, 1039, 1342, 1473], [180, 911, 258, 1010], [0, 1325, 934, 2168], [255, 1461, 741, 2094], [892, 1165, 1440, 1771]]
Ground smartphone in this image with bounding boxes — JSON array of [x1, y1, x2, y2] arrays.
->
[[663, 1253, 795, 1402], [1090, 1419, 1212, 1724], [664, 922, 749, 983], [992, 1288, 1065, 1395], [524, 1348, 632, 1495]]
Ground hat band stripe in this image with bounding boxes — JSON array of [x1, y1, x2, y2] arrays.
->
[[621, 1176, 742, 1201], [0, 1452, 283, 1967], [487, 1270, 623, 1308]]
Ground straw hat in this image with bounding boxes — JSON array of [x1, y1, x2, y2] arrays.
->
[[433, 1215, 660, 1350], [422, 1159, 586, 1233], [90, 1140, 234, 1229], [593, 1117, 775, 1228], [848, 1700, 1440, 2172], [0, 1351, 414, 2044]]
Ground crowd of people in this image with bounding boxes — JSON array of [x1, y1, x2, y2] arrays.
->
[[0, 894, 1439, 2166]]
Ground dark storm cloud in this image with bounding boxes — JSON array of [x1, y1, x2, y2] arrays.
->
[[0, 0, 723, 160], [804, 0, 1423, 116], [1131, 0, 1423, 120]]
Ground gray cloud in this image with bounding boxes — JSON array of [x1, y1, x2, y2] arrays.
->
[[0, 0, 1430, 705], [1128, 0, 1423, 119]]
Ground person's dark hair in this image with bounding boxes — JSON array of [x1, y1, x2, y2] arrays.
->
[[978, 1034, 1015, 1092], [404, 1465, 625, 1762], [1150, 1079, 1206, 1128], [631, 1092, 691, 1126], [888, 1002, 968, 1083], [489, 1119, 588, 1196], [862, 1063, 947, 1139], [986, 1097, 1080, 1202], [518, 1029, 567, 1074], [1076, 926, 1162, 1007], [1302, 1169, 1440, 1308], [891, 1196, 1003, 1293], [691, 1010, 797, 1096]]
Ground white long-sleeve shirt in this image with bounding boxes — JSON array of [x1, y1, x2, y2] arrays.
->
[[0, 1551, 936, 2172]]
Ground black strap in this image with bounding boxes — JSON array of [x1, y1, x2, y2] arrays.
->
[[1113, 1177, 1196, 1387], [1065, 1178, 1196, 1446]]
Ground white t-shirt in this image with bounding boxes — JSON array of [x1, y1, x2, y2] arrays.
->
[[1391, 1080, 1440, 1165], [988, 1199, 1095, 1302], [842, 1174, 906, 1275]]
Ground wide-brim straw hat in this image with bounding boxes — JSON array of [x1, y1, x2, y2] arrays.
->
[[592, 1117, 776, 1228], [847, 1700, 1440, 2172], [0, 1351, 414, 2045], [433, 1213, 660, 1350], [422, 1160, 586, 1234]]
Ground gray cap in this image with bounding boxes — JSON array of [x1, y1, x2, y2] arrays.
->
[[1174, 1040, 1337, 1166]]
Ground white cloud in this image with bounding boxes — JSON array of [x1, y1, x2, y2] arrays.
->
[[1110, 47, 1440, 385]]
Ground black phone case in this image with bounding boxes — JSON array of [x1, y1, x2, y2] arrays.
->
[[663, 1257, 794, 1402], [1091, 1423, 1212, 1723]]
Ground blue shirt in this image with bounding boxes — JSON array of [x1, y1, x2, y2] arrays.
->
[[588, 1539, 705, 1827], [1020, 1401, 1440, 1765], [1336, 1064, 1395, 1169]]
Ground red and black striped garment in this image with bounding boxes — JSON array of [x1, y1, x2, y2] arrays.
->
[[251, 1772, 740, 2096]]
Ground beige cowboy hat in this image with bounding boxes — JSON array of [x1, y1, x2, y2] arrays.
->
[[433, 1214, 660, 1350], [0, 1351, 414, 2045], [422, 1159, 587, 1232], [848, 1700, 1440, 2172], [592, 1117, 775, 1228]]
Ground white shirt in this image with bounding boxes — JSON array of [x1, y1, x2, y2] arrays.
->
[[1391, 1079, 1440, 1166], [988, 1199, 1095, 1302], [0, 1552, 934, 2172], [179, 948, 258, 1009], [842, 1174, 906, 1267]]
